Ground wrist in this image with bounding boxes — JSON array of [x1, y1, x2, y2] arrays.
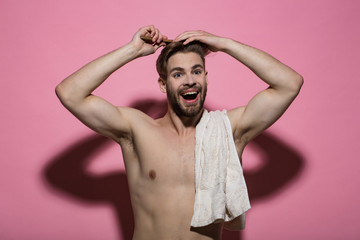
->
[[124, 42, 143, 59], [219, 38, 238, 53]]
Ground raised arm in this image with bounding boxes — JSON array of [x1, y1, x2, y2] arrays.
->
[[176, 31, 303, 146], [55, 26, 167, 141]]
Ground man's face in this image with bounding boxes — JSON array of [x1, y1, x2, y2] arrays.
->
[[164, 52, 207, 117]]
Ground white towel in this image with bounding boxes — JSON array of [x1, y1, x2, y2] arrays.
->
[[191, 109, 251, 229]]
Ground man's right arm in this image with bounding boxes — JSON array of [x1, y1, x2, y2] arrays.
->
[[55, 26, 167, 141]]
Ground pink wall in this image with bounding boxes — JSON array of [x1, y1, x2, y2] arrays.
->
[[1, 0, 360, 239]]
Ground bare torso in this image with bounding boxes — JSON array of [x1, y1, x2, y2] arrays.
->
[[118, 111, 223, 240], [55, 24, 303, 240]]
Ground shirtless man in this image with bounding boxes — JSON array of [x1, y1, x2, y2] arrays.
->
[[55, 25, 303, 240]]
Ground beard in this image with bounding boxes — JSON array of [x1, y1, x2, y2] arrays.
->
[[166, 84, 207, 118]]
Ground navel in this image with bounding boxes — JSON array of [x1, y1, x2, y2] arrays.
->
[[149, 170, 157, 180]]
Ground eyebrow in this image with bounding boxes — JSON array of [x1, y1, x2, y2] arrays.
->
[[169, 64, 204, 74]]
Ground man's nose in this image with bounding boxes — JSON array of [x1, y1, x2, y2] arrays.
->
[[184, 74, 196, 85]]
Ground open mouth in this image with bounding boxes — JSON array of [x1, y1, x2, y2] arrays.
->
[[181, 91, 199, 102]]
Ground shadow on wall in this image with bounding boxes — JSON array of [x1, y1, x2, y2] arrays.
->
[[43, 98, 304, 240]]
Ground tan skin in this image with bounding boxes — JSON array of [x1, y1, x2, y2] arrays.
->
[[56, 25, 303, 240]]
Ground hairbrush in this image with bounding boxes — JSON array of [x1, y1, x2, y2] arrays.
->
[[140, 36, 173, 44]]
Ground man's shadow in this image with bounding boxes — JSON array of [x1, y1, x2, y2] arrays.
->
[[43, 99, 304, 240]]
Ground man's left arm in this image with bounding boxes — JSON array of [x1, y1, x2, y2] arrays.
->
[[224, 38, 303, 145], [176, 31, 304, 145]]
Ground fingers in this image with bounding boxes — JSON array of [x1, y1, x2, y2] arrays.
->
[[140, 25, 167, 45], [152, 27, 159, 42], [175, 31, 207, 45]]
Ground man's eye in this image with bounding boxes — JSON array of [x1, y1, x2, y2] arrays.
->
[[174, 73, 182, 78], [194, 70, 202, 75]]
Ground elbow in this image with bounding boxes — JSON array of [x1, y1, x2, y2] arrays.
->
[[295, 74, 304, 92], [55, 84, 62, 98], [55, 83, 66, 102], [289, 73, 304, 94], [296, 74, 304, 92], [55, 83, 75, 108]]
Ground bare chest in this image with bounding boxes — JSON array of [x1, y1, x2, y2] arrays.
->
[[127, 128, 196, 186]]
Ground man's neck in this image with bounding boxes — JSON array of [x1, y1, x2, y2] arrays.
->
[[162, 107, 204, 136]]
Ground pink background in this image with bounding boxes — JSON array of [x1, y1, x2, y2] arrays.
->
[[1, 0, 360, 239]]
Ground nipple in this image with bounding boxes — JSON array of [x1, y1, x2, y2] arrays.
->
[[149, 170, 156, 180]]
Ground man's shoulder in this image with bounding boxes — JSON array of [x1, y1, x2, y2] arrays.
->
[[114, 106, 161, 137], [116, 106, 157, 123], [226, 106, 246, 122], [205, 107, 246, 125]]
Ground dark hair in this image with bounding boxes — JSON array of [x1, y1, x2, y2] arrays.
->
[[156, 41, 210, 80]]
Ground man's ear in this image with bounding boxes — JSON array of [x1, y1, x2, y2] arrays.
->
[[158, 78, 166, 93], [205, 71, 208, 84]]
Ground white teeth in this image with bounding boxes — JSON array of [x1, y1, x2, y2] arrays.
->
[[183, 91, 197, 95]]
